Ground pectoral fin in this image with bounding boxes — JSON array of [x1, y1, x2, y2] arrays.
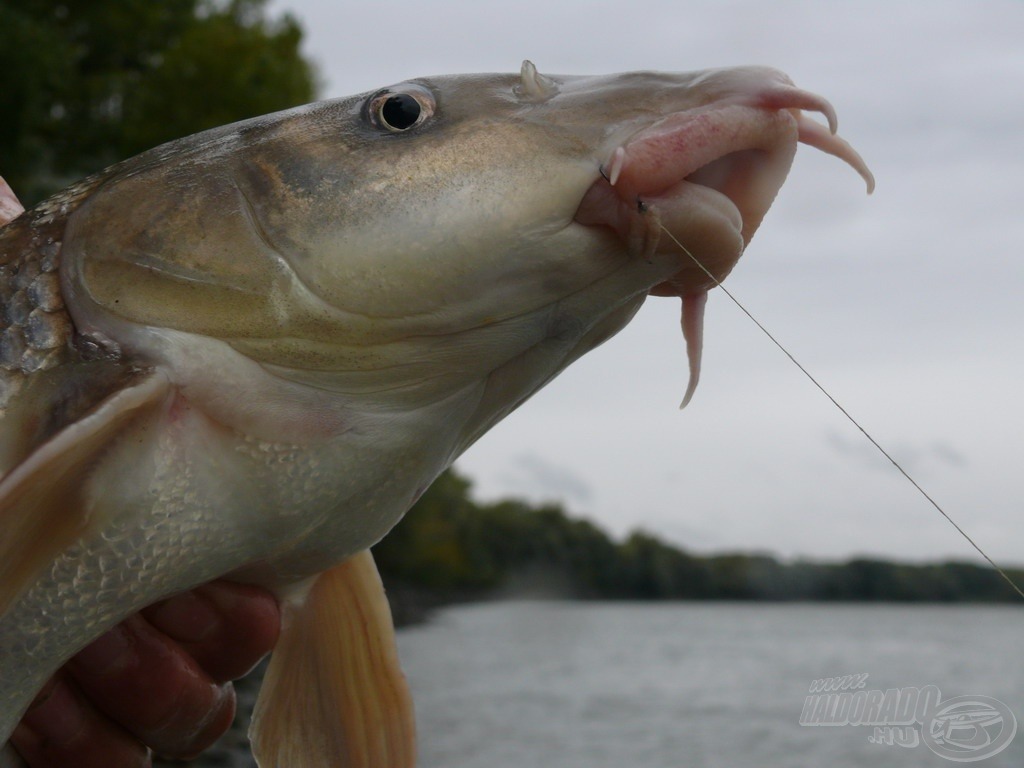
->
[[250, 550, 416, 768], [0, 372, 169, 614]]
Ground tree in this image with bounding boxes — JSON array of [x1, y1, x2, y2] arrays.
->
[[0, 0, 317, 205]]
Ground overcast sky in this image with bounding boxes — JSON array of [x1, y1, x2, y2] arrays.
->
[[271, 0, 1024, 565]]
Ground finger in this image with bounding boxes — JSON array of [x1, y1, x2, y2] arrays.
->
[[10, 674, 150, 768], [142, 580, 280, 682], [66, 615, 236, 759]]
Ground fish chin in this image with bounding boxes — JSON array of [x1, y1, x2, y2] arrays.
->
[[574, 174, 747, 298]]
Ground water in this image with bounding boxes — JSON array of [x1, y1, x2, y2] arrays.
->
[[397, 602, 1023, 768]]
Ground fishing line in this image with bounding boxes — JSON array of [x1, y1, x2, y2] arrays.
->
[[654, 220, 1024, 601]]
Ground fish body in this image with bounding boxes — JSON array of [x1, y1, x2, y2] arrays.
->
[[0, 62, 870, 766]]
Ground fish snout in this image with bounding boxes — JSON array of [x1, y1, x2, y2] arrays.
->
[[573, 70, 873, 299]]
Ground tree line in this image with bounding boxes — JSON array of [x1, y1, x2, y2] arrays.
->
[[374, 469, 1024, 605], [1, 0, 315, 205]]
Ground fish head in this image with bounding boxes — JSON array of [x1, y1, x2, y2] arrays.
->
[[239, 61, 872, 319], [62, 61, 871, 457]]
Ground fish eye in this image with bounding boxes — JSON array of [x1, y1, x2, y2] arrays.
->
[[366, 85, 435, 133]]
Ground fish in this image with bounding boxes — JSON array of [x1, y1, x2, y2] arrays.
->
[[0, 61, 872, 767]]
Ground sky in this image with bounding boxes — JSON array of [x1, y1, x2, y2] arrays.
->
[[270, 0, 1024, 565]]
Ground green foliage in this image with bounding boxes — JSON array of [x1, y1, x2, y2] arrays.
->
[[0, 0, 316, 204], [373, 471, 500, 591], [375, 468, 1024, 604]]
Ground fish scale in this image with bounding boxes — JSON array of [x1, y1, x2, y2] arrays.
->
[[0, 179, 115, 416], [0, 236, 71, 396]]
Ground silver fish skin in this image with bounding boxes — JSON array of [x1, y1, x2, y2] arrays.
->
[[0, 62, 871, 765]]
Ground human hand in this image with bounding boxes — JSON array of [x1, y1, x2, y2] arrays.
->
[[10, 581, 280, 768]]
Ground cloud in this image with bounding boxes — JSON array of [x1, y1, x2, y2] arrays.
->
[[930, 442, 968, 468], [498, 454, 595, 507], [824, 429, 968, 475]]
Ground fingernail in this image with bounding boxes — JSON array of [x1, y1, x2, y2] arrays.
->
[[71, 624, 132, 675], [145, 591, 221, 643]]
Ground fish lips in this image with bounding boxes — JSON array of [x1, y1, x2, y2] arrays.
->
[[573, 102, 802, 298]]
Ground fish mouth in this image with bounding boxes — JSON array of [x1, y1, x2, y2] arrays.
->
[[573, 78, 874, 298], [571, 74, 873, 407]]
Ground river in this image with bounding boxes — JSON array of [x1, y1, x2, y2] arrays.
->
[[397, 602, 1022, 768]]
